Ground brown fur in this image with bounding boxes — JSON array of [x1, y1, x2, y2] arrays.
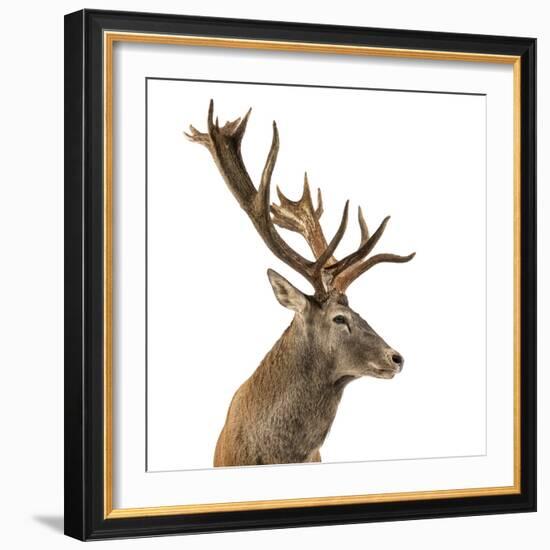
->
[[214, 280, 404, 467], [215, 321, 337, 466]]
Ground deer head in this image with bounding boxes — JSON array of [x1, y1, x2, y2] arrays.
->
[[186, 101, 415, 385], [266, 269, 405, 385]]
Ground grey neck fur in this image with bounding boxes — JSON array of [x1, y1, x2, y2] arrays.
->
[[244, 318, 344, 464]]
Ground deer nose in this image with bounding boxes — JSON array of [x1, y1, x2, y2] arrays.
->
[[391, 353, 404, 370]]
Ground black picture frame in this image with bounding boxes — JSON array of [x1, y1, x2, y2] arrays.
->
[[64, 8, 536, 541]]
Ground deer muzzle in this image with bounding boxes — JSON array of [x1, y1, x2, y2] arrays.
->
[[390, 351, 404, 372]]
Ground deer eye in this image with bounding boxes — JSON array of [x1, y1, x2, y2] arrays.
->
[[333, 315, 347, 325]]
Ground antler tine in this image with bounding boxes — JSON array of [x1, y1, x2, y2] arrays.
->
[[316, 188, 324, 219], [184, 124, 210, 147], [334, 252, 416, 293], [270, 173, 337, 266], [299, 173, 314, 206], [313, 200, 349, 273], [330, 209, 415, 292], [358, 206, 369, 244], [256, 121, 279, 209], [327, 215, 391, 278]]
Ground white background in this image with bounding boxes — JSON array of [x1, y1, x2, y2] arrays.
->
[[0, 0, 546, 548], [114, 30, 513, 509], [147, 76, 488, 472]]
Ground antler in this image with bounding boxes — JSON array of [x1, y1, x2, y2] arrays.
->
[[270, 173, 335, 265], [187, 100, 415, 299], [270, 178, 415, 294], [186, 100, 349, 298]]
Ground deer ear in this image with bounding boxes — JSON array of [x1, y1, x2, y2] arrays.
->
[[267, 269, 308, 313]]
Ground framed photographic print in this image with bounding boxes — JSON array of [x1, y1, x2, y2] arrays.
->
[[64, 9, 536, 541]]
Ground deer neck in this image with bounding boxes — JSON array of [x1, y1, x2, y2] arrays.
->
[[250, 318, 342, 462]]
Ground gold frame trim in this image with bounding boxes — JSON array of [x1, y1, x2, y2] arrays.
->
[[103, 31, 522, 519]]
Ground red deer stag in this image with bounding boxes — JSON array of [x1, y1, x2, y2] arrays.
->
[[186, 101, 415, 467]]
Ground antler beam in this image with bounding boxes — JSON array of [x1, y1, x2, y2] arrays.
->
[[186, 100, 350, 297]]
